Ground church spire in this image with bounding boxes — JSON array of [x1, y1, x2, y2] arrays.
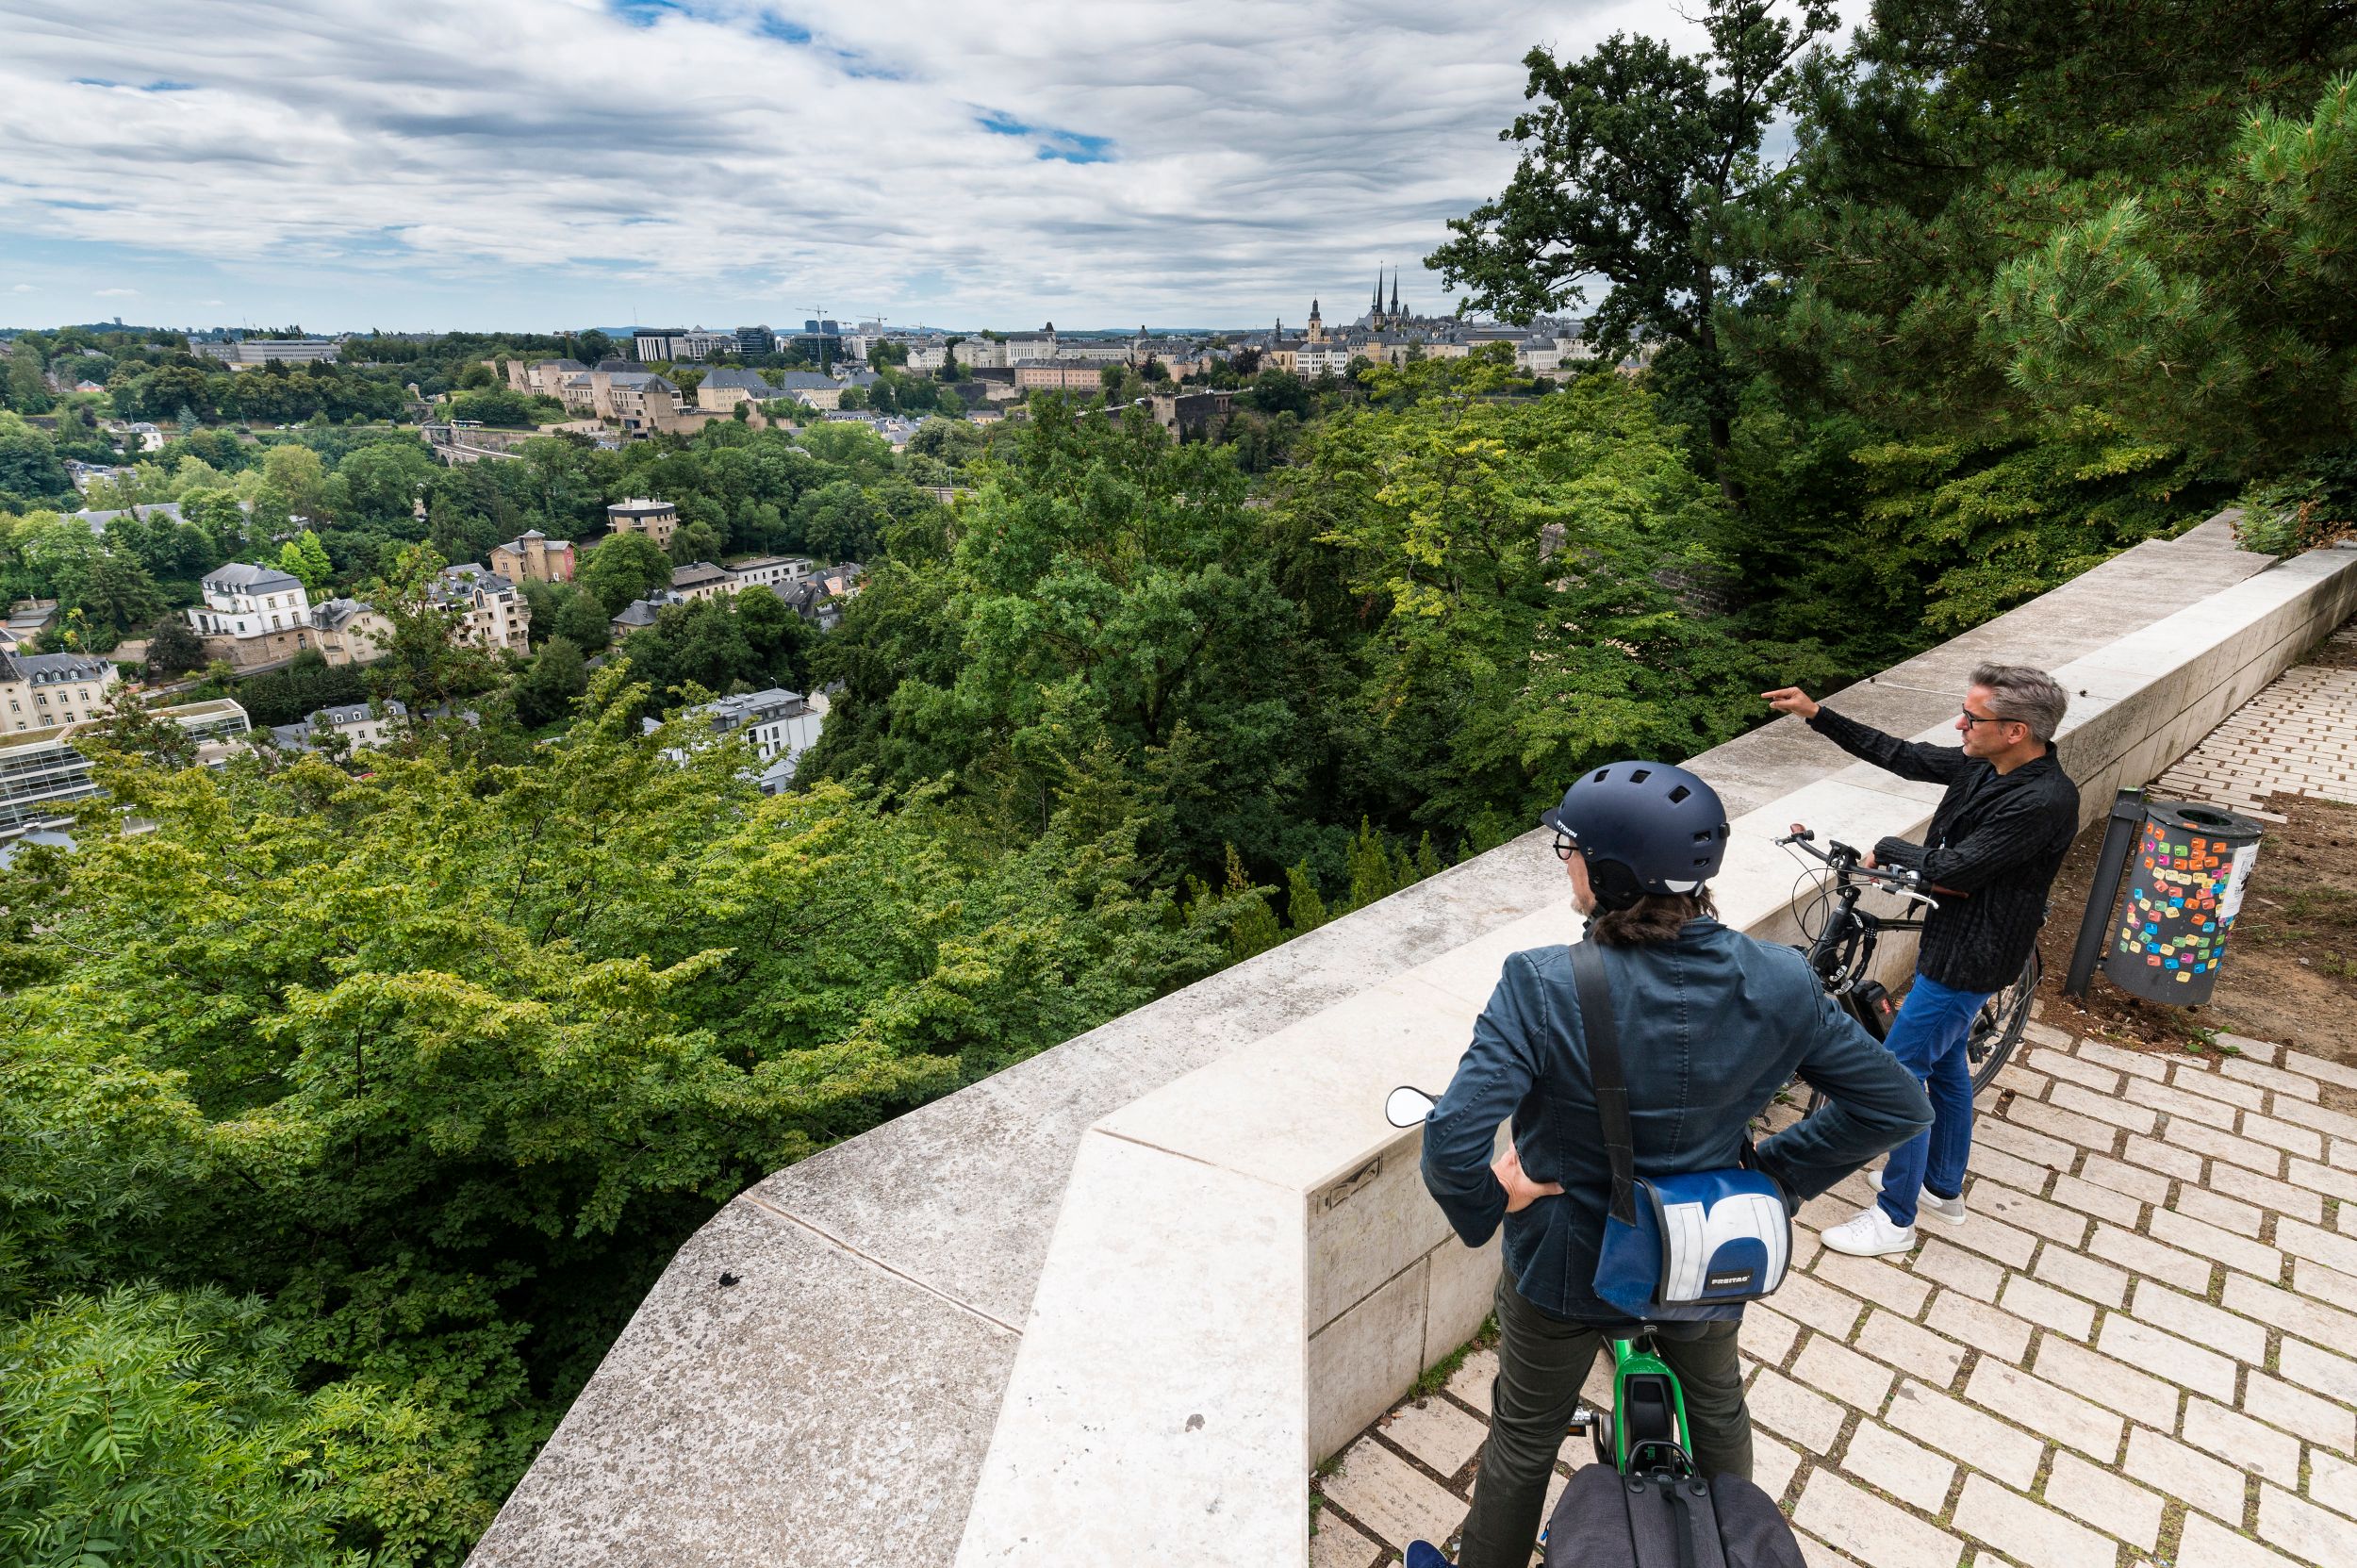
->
[[1373, 271, 1384, 320], [1390, 272, 1401, 320]]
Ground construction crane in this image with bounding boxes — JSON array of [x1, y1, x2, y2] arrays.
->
[[803, 306, 831, 373]]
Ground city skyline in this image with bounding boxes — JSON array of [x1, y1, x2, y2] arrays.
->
[[0, 1, 1752, 333]]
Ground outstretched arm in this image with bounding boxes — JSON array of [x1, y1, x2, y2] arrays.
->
[[1805, 704, 1972, 786]]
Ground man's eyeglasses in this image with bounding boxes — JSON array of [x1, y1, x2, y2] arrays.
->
[[1553, 832, 1581, 862], [1959, 707, 2019, 730]]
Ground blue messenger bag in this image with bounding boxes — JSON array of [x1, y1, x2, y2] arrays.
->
[[1571, 940, 1793, 1319]]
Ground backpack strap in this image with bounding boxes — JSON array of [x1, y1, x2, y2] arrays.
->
[[1571, 939, 1640, 1228]]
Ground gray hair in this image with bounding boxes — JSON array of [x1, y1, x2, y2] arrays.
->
[[1970, 663, 2069, 743]]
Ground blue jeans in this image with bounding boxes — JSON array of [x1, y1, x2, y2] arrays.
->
[[1875, 975, 1994, 1230]]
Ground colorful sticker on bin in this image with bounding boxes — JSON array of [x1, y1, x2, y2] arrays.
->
[[2118, 825, 2250, 981]]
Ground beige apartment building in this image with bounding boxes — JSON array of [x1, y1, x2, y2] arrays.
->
[[490, 530, 577, 584], [0, 651, 120, 733], [433, 565, 532, 654], [606, 498, 679, 549]]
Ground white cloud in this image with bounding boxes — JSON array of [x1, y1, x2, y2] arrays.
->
[[8, 282, 34, 292], [94, 286, 140, 296], [0, 0, 1760, 324]]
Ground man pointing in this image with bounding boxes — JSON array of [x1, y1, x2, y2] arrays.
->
[[1762, 666, 2079, 1257]]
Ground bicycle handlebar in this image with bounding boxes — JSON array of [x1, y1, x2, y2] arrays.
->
[[1775, 826, 1942, 910]]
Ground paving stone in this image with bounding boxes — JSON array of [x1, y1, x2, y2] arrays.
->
[[1975, 1115, 2080, 1170], [2257, 1484, 2357, 1568], [1793, 1333, 1896, 1412], [2279, 1215, 2357, 1277], [1807, 1249, 1931, 1317], [2124, 1425, 2251, 1523], [1970, 1142, 2060, 1196], [2187, 1056, 2282, 1108], [1791, 1529, 1870, 1568], [2281, 1048, 2357, 1092], [2029, 1334, 2181, 1428], [2287, 1156, 2357, 1205], [2205, 1161, 2326, 1224], [2243, 1370, 2356, 1453], [1952, 1474, 2117, 1568], [1444, 1347, 1498, 1415], [2020, 1047, 2122, 1096], [1925, 1289, 2033, 1363], [2184, 1397, 2304, 1488], [1741, 1305, 1801, 1368], [1998, 1275, 2097, 1340], [2123, 1131, 2209, 1182], [2030, 1244, 2131, 1309], [2131, 1075, 2245, 1130], [2225, 1272, 2357, 1345], [2076, 1038, 2167, 1081], [1967, 1358, 2122, 1461], [1381, 1395, 1491, 1478], [1771, 1272, 1869, 1339], [1753, 1433, 1805, 1502], [1935, 1212, 2038, 1271], [1321, 1437, 1469, 1553], [2011, 1097, 2131, 1152], [2152, 1207, 2284, 1279], [2271, 1095, 2357, 1142], [2312, 1450, 2357, 1523], [2092, 1222, 2217, 1293], [2282, 1254, 2357, 1311], [2168, 1118, 2294, 1177], [1885, 1378, 2043, 1489], [2042, 1448, 2164, 1550], [2177, 1183, 2267, 1237], [2076, 1151, 2172, 1205], [1967, 1181, 2091, 1248], [2281, 1335, 2357, 1406], [2049, 1081, 2161, 1136], [1792, 1470, 1963, 1568], [1310, 1510, 1382, 1568], [2219, 1055, 2323, 1101], [2098, 1312, 2241, 1402], [1910, 1238, 2004, 1303], [1748, 1367, 1846, 1451], [1839, 1418, 1954, 1511], [2177, 1513, 2304, 1568], [2044, 1172, 2143, 1228], [2239, 1112, 2328, 1160], [1855, 1309, 1965, 1388], [2133, 1279, 2271, 1364]]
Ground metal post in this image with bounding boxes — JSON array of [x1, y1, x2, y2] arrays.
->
[[2064, 788, 2148, 999]]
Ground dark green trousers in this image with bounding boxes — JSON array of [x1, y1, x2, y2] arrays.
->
[[1455, 1273, 1754, 1568]]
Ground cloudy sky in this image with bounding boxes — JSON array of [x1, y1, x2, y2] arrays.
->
[[4, 1, 1773, 333]]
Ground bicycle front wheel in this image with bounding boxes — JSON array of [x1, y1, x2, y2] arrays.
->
[[1968, 949, 2040, 1093]]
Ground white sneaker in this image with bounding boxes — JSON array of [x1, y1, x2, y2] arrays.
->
[[1869, 1167, 1967, 1226], [1821, 1204, 1918, 1257]]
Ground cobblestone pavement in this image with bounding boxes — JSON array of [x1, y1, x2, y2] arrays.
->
[[1314, 621, 2357, 1568], [1313, 1027, 2357, 1567], [2153, 622, 2357, 821]]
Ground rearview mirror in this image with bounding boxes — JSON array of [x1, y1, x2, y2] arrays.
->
[[1385, 1085, 1438, 1129]]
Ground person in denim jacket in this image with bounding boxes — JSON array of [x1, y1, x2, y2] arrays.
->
[[1419, 762, 1931, 1568]]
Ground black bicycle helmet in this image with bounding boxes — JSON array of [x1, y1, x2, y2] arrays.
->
[[1540, 760, 1730, 910]]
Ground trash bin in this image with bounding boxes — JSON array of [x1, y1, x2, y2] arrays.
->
[[2103, 801, 2265, 1005]]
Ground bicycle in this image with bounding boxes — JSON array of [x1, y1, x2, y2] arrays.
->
[[1774, 826, 2038, 1098]]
